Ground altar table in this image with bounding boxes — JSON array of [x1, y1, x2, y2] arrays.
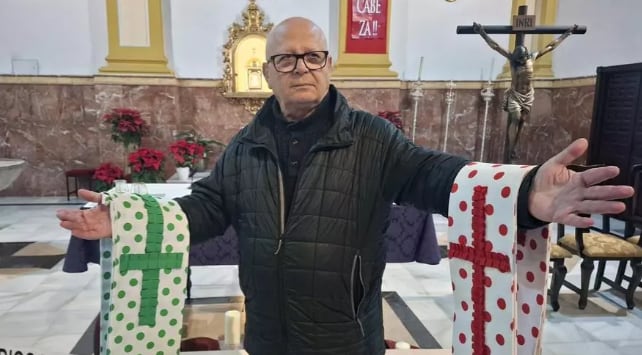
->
[[63, 183, 442, 272]]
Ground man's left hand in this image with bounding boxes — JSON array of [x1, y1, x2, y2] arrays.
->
[[528, 138, 635, 228]]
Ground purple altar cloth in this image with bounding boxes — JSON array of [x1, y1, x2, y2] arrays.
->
[[63, 205, 441, 273]]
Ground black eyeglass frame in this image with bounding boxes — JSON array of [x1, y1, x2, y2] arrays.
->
[[267, 50, 330, 73]]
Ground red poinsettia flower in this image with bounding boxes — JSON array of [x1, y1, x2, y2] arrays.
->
[[377, 111, 404, 131], [92, 162, 125, 192], [102, 108, 150, 149], [127, 148, 165, 183], [169, 140, 205, 168]]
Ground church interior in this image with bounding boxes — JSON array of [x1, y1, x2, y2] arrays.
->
[[1, 0, 642, 354]]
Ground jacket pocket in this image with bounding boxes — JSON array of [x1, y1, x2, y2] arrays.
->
[[350, 253, 366, 337]]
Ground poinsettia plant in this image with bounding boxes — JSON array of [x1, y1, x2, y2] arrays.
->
[[92, 162, 124, 192], [169, 139, 205, 168], [377, 111, 404, 132], [102, 108, 149, 149], [128, 148, 166, 183], [173, 130, 226, 171]]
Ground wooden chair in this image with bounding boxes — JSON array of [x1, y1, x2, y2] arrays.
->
[[549, 244, 573, 311], [603, 235, 642, 292], [556, 220, 642, 309], [554, 164, 642, 309], [592, 164, 642, 298], [65, 168, 95, 200]]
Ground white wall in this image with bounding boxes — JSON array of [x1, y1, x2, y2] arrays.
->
[[553, 0, 642, 78], [0, 0, 96, 76], [169, 0, 331, 79], [89, 0, 109, 73], [168, 0, 512, 80], [388, 0, 408, 79], [400, 0, 513, 81], [2, 0, 639, 79], [161, 0, 175, 74]]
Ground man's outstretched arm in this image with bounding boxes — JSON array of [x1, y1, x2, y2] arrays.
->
[[174, 150, 231, 246]]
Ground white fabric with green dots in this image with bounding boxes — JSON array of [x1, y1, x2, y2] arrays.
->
[[98, 190, 189, 355]]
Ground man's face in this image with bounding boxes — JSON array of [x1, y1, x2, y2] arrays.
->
[[263, 24, 332, 111]]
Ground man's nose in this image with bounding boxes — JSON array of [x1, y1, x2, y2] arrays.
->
[[293, 58, 309, 74]]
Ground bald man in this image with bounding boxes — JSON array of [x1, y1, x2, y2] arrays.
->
[[58, 17, 633, 355]]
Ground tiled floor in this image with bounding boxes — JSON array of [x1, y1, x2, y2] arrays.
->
[[0, 198, 641, 354]]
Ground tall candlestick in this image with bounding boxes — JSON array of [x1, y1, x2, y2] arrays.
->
[[410, 80, 423, 143], [443, 81, 456, 152], [418, 56, 424, 81], [479, 81, 495, 161]]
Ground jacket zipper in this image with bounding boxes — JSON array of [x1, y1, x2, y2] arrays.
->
[[274, 168, 285, 255], [281, 143, 348, 222], [275, 166, 288, 351], [267, 142, 352, 350], [350, 253, 366, 337]]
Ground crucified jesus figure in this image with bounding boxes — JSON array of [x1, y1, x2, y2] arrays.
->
[[473, 22, 578, 163]]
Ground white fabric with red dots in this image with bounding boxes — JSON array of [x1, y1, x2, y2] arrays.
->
[[447, 162, 551, 355]]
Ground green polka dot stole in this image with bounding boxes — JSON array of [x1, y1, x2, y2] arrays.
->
[[99, 191, 189, 355]]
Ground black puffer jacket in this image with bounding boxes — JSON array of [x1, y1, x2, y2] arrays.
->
[[176, 86, 470, 354]]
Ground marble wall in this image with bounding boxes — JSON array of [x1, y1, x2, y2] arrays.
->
[[395, 84, 596, 165], [0, 78, 595, 196]]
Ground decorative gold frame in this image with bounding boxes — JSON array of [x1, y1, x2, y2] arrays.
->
[[222, 0, 273, 114]]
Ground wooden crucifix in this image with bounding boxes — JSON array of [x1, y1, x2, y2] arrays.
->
[[457, 5, 586, 163]]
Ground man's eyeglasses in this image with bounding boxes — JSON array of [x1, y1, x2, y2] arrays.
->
[[268, 51, 329, 73]]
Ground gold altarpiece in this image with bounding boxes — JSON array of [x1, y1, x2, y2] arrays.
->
[[222, 0, 273, 114]]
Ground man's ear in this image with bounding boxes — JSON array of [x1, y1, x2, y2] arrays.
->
[[327, 55, 334, 72], [262, 62, 272, 88], [262, 62, 269, 80]]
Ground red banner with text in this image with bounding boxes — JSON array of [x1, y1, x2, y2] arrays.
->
[[346, 0, 388, 54]]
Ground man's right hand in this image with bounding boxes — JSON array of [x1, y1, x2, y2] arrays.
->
[[57, 189, 112, 240], [473, 22, 483, 33]]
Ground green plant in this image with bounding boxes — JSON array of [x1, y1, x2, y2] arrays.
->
[[173, 130, 226, 170], [175, 130, 225, 151]]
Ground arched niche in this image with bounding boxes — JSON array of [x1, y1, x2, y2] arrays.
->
[[233, 34, 270, 93], [222, 0, 273, 114]]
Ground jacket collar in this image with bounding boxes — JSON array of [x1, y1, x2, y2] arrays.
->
[[239, 85, 354, 150]]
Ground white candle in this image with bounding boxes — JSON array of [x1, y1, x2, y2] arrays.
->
[[224, 310, 241, 346], [418, 56, 424, 81]]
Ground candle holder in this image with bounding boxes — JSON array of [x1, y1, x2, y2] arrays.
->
[[479, 81, 495, 161], [409, 80, 424, 143], [443, 81, 456, 152]]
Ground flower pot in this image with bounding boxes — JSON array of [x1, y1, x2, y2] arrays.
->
[[176, 167, 190, 181]]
